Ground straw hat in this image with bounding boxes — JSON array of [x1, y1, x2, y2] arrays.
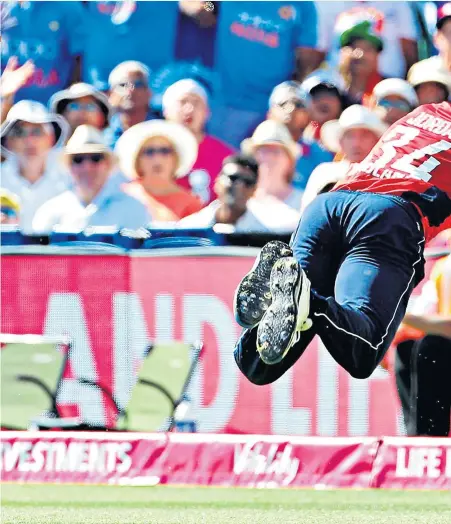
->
[[407, 59, 451, 94], [64, 125, 115, 162], [321, 105, 387, 153], [241, 120, 301, 161], [1, 100, 69, 156], [49, 83, 112, 128], [372, 78, 419, 107], [115, 119, 198, 179]]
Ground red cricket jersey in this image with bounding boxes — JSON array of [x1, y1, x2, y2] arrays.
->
[[333, 102, 451, 241]]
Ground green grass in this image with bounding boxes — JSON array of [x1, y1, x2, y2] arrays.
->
[[2, 484, 451, 524]]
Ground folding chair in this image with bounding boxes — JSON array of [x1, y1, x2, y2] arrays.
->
[[0, 334, 75, 430]]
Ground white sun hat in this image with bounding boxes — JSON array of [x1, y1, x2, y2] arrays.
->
[[64, 125, 114, 156], [115, 119, 198, 179], [49, 82, 112, 127], [1, 100, 69, 156], [373, 78, 419, 107], [321, 105, 388, 153], [407, 59, 451, 93], [241, 120, 301, 161]]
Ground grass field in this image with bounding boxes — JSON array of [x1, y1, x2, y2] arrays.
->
[[2, 484, 451, 524]]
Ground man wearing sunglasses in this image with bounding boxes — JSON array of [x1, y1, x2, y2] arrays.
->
[[105, 61, 157, 148], [1, 100, 70, 232], [180, 153, 299, 233], [32, 125, 150, 233], [369, 78, 418, 127]]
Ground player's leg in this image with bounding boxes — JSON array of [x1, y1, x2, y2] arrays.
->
[[255, 191, 426, 378], [234, 193, 342, 384], [409, 335, 451, 436]]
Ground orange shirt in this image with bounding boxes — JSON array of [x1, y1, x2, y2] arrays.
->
[[123, 181, 203, 221]]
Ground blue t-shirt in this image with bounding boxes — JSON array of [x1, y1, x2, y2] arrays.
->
[[81, 1, 179, 91], [1, 1, 84, 103], [294, 138, 334, 191], [214, 1, 318, 112]]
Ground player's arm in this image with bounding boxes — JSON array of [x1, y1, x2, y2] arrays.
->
[[402, 313, 451, 339]]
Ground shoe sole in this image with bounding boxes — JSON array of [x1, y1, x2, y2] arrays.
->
[[256, 257, 303, 365], [233, 241, 293, 329]]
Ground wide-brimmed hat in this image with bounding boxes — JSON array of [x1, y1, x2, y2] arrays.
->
[[115, 119, 198, 179], [241, 120, 301, 161], [49, 83, 112, 128], [321, 105, 388, 153], [408, 60, 451, 94], [1, 100, 69, 156], [373, 78, 418, 107], [64, 125, 115, 161]]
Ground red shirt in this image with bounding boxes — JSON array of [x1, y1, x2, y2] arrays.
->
[[334, 102, 451, 241], [177, 134, 235, 204]]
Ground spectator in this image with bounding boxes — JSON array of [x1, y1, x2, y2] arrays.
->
[[81, 1, 179, 90], [300, 70, 347, 140], [32, 125, 151, 232], [241, 120, 303, 210], [408, 58, 451, 104], [104, 61, 157, 148], [267, 81, 334, 190], [0, 101, 70, 232], [0, 189, 20, 225], [162, 79, 234, 204], [426, 2, 451, 71], [336, 12, 385, 105], [49, 83, 111, 138], [180, 153, 300, 233], [369, 78, 418, 126], [301, 105, 387, 213], [0, 1, 84, 103], [317, 2, 419, 78], [209, 1, 323, 148], [116, 120, 203, 221]]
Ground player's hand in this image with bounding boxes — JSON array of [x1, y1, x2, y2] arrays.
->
[[0, 56, 35, 98]]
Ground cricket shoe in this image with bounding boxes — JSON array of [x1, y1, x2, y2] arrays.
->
[[233, 241, 293, 329], [256, 256, 312, 365]]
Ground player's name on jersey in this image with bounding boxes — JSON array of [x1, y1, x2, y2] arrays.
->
[[354, 163, 411, 180], [407, 113, 451, 139]]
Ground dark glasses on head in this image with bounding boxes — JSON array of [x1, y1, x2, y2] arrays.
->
[[221, 172, 256, 187], [141, 146, 174, 157], [66, 101, 100, 113], [116, 79, 148, 90], [9, 126, 46, 138], [377, 98, 411, 112], [71, 153, 106, 165]]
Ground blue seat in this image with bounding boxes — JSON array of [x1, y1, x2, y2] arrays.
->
[[1, 226, 48, 246], [142, 236, 216, 249]]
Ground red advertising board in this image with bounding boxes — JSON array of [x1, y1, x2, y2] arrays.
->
[[0, 432, 378, 488], [0, 250, 410, 435]]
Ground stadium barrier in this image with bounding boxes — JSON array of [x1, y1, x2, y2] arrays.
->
[[1, 432, 450, 490], [1, 245, 449, 436]]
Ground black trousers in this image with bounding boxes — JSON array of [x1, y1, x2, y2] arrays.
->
[[396, 335, 451, 437], [234, 191, 425, 383]]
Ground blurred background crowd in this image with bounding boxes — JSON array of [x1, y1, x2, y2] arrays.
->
[[2, 0, 451, 235]]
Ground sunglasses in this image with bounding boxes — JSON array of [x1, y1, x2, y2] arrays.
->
[[1, 207, 18, 218], [71, 153, 106, 165], [66, 101, 100, 113], [141, 146, 174, 157], [377, 98, 412, 112], [9, 126, 46, 138], [115, 79, 148, 90], [221, 172, 256, 187]]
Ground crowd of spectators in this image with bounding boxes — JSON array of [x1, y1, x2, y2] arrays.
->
[[1, 0, 451, 235]]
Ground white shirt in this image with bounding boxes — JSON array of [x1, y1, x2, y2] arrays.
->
[[300, 160, 350, 214], [316, 1, 418, 78], [179, 196, 300, 234], [32, 175, 151, 233], [1, 152, 70, 232]]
